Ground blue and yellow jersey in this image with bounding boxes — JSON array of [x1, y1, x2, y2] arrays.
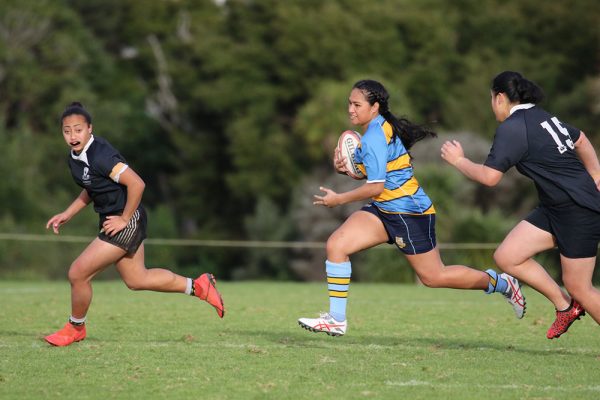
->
[[354, 115, 435, 215]]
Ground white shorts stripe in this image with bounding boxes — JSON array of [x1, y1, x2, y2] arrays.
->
[[398, 214, 416, 254]]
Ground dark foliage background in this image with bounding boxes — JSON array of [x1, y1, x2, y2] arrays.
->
[[1, 0, 598, 283]]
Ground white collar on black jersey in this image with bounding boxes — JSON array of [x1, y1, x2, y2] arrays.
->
[[70, 135, 95, 166], [509, 103, 535, 116]]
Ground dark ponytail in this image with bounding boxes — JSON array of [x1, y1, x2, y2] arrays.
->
[[491, 71, 544, 104], [352, 80, 436, 150], [61, 101, 92, 124]]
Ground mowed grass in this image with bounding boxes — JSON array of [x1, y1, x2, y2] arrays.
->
[[0, 281, 599, 400]]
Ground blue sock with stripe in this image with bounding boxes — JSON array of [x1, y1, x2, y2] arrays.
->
[[326, 260, 351, 322], [485, 269, 508, 294]]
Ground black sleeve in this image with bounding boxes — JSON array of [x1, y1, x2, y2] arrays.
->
[[95, 144, 126, 178], [484, 118, 528, 173], [564, 121, 581, 143]]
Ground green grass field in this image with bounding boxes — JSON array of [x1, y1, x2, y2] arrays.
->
[[1, 281, 599, 400]]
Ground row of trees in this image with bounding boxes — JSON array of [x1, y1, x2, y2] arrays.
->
[[1, 0, 599, 281]]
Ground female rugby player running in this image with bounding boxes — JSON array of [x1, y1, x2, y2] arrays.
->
[[44, 102, 224, 347], [298, 79, 525, 337], [442, 71, 599, 339]]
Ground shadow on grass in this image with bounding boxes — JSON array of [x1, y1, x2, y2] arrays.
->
[[224, 327, 596, 357], [11, 327, 593, 359]]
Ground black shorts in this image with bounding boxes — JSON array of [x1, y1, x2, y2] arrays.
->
[[98, 206, 147, 254], [361, 204, 436, 255], [525, 203, 600, 258]]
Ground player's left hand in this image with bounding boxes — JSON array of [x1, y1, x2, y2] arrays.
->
[[102, 215, 128, 236], [441, 140, 465, 166], [313, 186, 341, 208]]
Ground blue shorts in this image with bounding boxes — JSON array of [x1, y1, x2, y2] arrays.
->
[[525, 203, 600, 258], [361, 204, 436, 255]]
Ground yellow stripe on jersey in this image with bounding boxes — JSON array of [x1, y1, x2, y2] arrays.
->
[[358, 153, 410, 178], [387, 153, 411, 171], [421, 204, 436, 214], [374, 177, 420, 202], [357, 163, 366, 176], [329, 290, 348, 298], [382, 121, 394, 143], [327, 277, 351, 285]]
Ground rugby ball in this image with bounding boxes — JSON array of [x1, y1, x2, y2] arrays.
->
[[337, 130, 364, 180]]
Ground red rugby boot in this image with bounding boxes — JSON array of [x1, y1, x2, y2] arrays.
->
[[194, 273, 225, 318], [546, 299, 585, 339], [44, 322, 86, 346]]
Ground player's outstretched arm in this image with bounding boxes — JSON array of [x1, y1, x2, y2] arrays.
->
[[441, 140, 503, 187], [574, 131, 600, 189], [46, 189, 91, 234], [313, 182, 384, 208]]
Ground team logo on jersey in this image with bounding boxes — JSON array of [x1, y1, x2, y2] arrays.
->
[[395, 236, 406, 249], [82, 167, 91, 184]]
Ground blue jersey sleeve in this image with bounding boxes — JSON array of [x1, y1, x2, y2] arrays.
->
[[360, 127, 388, 182]]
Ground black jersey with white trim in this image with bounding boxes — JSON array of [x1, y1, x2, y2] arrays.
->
[[67, 135, 129, 216], [484, 105, 600, 212]]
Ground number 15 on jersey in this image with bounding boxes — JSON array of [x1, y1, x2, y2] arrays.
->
[[540, 117, 574, 154]]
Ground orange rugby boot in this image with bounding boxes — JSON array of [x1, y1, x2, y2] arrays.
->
[[44, 322, 86, 346], [193, 273, 225, 318]]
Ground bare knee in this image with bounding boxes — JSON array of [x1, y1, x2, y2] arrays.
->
[[123, 280, 143, 291], [326, 235, 349, 262], [68, 260, 89, 285], [492, 249, 506, 268], [418, 272, 443, 288], [121, 268, 152, 291], [122, 276, 146, 291], [493, 249, 512, 272]]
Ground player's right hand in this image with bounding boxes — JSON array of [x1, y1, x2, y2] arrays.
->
[[441, 140, 465, 166], [46, 213, 69, 234]]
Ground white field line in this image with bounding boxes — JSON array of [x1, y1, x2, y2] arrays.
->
[[385, 380, 600, 393], [0, 232, 498, 250]]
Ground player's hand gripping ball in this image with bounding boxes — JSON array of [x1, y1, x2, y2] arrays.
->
[[336, 130, 364, 180]]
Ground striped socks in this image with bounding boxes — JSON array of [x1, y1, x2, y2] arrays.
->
[[485, 269, 508, 294], [326, 260, 351, 322]]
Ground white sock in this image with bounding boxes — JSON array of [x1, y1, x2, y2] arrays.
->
[[69, 315, 86, 325], [184, 278, 193, 295]]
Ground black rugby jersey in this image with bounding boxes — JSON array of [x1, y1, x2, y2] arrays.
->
[[68, 135, 129, 216], [484, 104, 600, 212]]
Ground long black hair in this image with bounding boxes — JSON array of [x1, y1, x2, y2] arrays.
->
[[352, 79, 436, 150], [61, 101, 92, 125], [491, 71, 544, 104]]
